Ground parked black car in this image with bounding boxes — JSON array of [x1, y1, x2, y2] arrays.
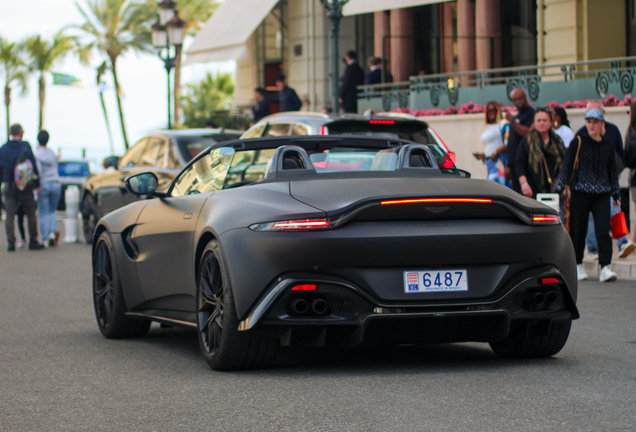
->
[[92, 135, 578, 371], [82, 129, 241, 243]]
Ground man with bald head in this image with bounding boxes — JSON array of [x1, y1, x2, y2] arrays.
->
[[504, 88, 535, 193], [575, 100, 631, 258]]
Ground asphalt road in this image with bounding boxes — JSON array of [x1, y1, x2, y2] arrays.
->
[[0, 221, 635, 432]]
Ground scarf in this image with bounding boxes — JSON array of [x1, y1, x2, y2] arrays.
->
[[527, 129, 565, 192]]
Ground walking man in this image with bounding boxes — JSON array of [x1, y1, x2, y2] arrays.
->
[[504, 88, 535, 193], [0, 124, 44, 251], [339, 50, 364, 113], [251, 87, 270, 122], [275, 74, 302, 112], [575, 100, 631, 258], [35, 130, 61, 247]]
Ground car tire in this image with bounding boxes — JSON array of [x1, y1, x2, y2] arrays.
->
[[196, 240, 279, 371], [489, 319, 572, 358], [83, 195, 97, 245], [93, 232, 151, 339]]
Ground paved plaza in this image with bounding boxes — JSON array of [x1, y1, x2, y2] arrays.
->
[[0, 221, 634, 431]]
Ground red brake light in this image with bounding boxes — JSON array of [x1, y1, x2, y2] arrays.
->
[[381, 198, 493, 205], [448, 151, 456, 163], [319, 126, 327, 135], [291, 284, 316, 291], [274, 220, 330, 228], [541, 277, 560, 285], [369, 120, 396, 124], [442, 157, 455, 169], [532, 215, 560, 225]]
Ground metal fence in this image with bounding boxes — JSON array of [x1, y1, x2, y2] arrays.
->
[[358, 56, 636, 113]]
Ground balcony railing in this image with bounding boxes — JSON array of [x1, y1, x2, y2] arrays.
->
[[358, 56, 636, 113]]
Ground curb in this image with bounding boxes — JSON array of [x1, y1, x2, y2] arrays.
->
[[583, 259, 636, 280]]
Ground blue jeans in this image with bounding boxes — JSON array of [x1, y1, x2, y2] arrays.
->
[[485, 154, 505, 185], [38, 181, 62, 240], [586, 196, 627, 251]]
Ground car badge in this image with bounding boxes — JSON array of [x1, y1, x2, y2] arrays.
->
[[425, 206, 450, 213]]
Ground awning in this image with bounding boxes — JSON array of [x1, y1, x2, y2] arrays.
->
[[185, 0, 279, 65], [343, 0, 451, 16]]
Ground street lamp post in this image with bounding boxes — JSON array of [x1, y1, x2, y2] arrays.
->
[[320, 0, 349, 114], [151, 0, 184, 130]]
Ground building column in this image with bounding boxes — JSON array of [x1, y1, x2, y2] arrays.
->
[[374, 11, 391, 65], [442, 2, 456, 73], [457, 0, 476, 74], [390, 8, 414, 82], [476, 0, 501, 70]]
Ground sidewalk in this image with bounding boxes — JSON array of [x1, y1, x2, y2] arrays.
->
[[583, 242, 636, 280]]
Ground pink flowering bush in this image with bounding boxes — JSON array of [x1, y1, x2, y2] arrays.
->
[[389, 94, 634, 117]]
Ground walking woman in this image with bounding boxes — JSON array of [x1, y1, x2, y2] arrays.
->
[[555, 109, 620, 282], [34, 130, 61, 247], [620, 100, 636, 258], [551, 106, 575, 148], [475, 101, 508, 184], [515, 107, 565, 198]]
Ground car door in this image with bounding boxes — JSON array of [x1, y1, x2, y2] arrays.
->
[[132, 147, 236, 311]]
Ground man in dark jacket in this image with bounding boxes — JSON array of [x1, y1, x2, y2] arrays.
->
[[251, 87, 270, 122], [275, 75, 302, 112], [339, 50, 365, 113], [365, 57, 393, 85], [504, 88, 535, 193], [0, 124, 44, 251], [575, 100, 629, 258]]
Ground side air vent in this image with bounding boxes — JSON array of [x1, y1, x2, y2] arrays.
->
[[121, 226, 139, 260]]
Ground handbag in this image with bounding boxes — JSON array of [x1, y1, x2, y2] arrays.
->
[[611, 211, 629, 239], [566, 136, 582, 186]]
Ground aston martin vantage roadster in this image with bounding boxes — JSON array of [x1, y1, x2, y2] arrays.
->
[[92, 135, 579, 371]]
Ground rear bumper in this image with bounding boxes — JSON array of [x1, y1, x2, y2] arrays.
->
[[238, 265, 579, 347], [220, 218, 577, 320]]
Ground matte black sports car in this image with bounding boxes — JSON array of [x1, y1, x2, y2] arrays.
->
[[92, 135, 579, 371]]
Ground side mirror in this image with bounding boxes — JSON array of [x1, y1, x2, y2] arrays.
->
[[456, 169, 472, 178], [103, 156, 120, 170], [125, 172, 159, 196]]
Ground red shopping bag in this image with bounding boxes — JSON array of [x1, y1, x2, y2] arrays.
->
[[611, 211, 629, 239]]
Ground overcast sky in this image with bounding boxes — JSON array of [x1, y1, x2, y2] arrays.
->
[[1, 0, 234, 161]]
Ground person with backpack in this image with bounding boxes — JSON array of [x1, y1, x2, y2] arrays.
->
[[0, 124, 44, 251], [35, 130, 61, 247]]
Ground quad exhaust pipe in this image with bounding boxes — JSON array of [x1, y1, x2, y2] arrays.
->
[[528, 290, 558, 307], [289, 297, 329, 316]]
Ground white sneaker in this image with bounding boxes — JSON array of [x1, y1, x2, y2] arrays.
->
[[577, 264, 588, 281], [618, 241, 636, 258], [599, 265, 617, 282], [17, 239, 27, 249], [588, 250, 599, 260]]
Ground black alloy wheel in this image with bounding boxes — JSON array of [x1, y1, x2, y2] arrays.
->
[[83, 196, 97, 244], [198, 253, 224, 357], [196, 240, 278, 371], [94, 240, 114, 329], [92, 232, 150, 338]]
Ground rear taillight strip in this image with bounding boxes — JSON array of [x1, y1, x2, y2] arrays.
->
[[249, 219, 331, 231], [381, 198, 493, 206]]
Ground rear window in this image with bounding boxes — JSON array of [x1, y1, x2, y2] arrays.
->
[[58, 162, 89, 177], [326, 120, 437, 146], [310, 148, 398, 172], [177, 133, 241, 162]]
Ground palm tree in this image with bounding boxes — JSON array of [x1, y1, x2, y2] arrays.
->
[[96, 61, 116, 154], [181, 71, 233, 128], [26, 31, 86, 131], [71, 0, 155, 149], [0, 37, 29, 140], [145, 0, 218, 127]]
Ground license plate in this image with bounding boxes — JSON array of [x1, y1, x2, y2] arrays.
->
[[404, 270, 468, 293]]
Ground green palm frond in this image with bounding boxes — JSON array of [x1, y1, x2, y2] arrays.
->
[[26, 30, 77, 74], [0, 36, 30, 95]]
